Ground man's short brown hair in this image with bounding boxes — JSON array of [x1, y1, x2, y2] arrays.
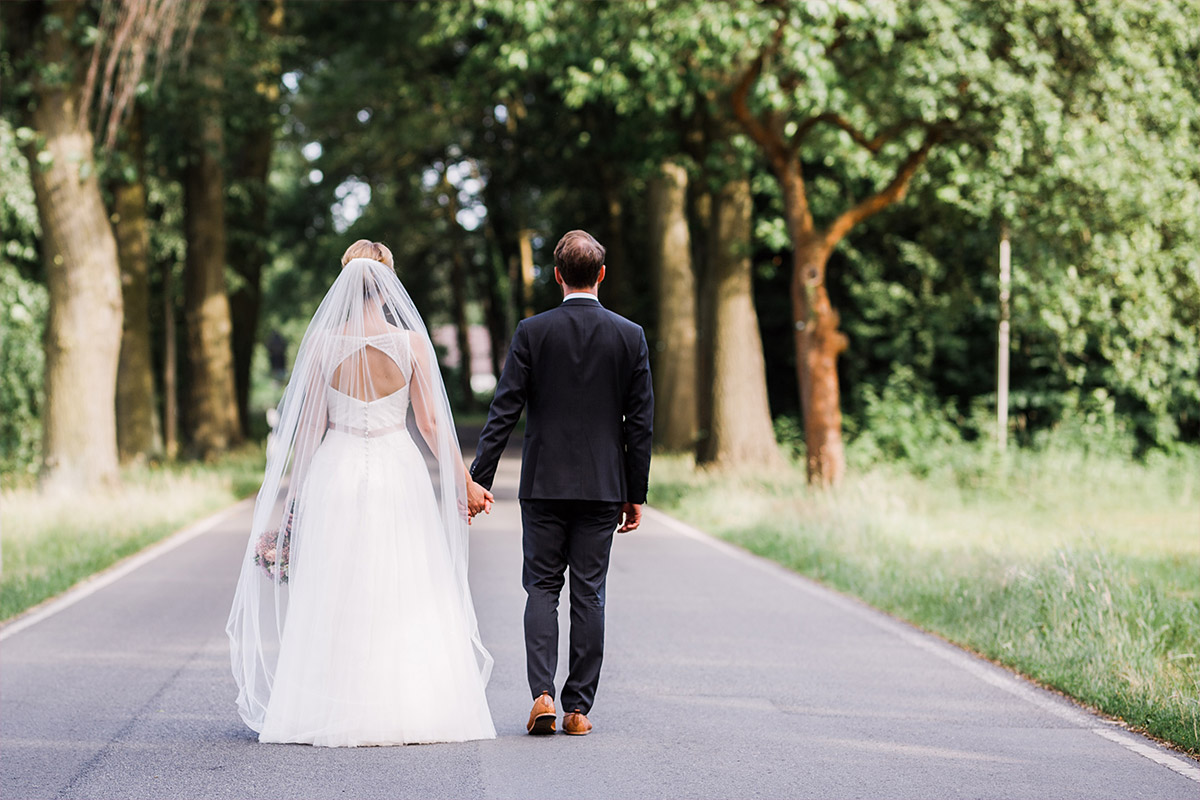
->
[[553, 230, 606, 288]]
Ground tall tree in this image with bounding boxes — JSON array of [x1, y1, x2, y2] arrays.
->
[[228, 0, 285, 436], [648, 159, 698, 451], [727, 9, 944, 484], [182, 10, 241, 455], [717, 0, 1200, 481], [440, 165, 476, 410], [598, 159, 634, 319], [4, 1, 124, 490], [111, 103, 161, 462], [698, 170, 782, 468]]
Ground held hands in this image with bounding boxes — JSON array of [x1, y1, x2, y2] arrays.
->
[[465, 478, 494, 524], [618, 502, 642, 533], [463, 487, 636, 530], [462, 469, 637, 531]]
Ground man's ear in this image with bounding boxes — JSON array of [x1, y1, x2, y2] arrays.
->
[[596, 264, 606, 285], [554, 266, 564, 286]]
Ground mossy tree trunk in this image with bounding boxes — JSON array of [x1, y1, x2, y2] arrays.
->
[[182, 20, 241, 456], [697, 173, 781, 469], [228, 0, 284, 437], [112, 103, 162, 463], [15, 0, 124, 491], [648, 159, 698, 452]]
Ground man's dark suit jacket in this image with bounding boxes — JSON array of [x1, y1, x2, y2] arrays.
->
[[470, 296, 653, 504]]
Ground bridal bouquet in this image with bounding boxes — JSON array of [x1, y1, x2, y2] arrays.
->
[[254, 511, 293, 583]]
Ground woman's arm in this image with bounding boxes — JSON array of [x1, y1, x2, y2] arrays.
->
[[408, 332, 492, 518]]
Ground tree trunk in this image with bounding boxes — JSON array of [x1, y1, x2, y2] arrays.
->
[[692, 189, 716, 462], [112, 104, 161, 463], [183, 41, 241, 457], [482, 222, 512, 380], [517, 228, 535, 318], [480, 182, 518, 354], [228, 0, 284, 437], [648, 160, 698, 451], [20, 0, 124, 491], [163, 258, 179, 460], [442, 172, 475, 409], [600, 168, 632, 316], [227, 207, 266, 438], [698, 174, 781, 469], [791, 243, 846, 485], [449, 249, 475, 410], [783, 162, 847, 484]]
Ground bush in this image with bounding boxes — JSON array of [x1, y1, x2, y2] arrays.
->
[[772, 415, 805, 463], [848, 365, 964, 475], [0, 264, 46, 480]]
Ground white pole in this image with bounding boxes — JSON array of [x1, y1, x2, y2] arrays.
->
[[997, 226, 1011, 452]]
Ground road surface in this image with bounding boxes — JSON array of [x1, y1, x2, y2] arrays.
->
[[2, 444, 1197, 799]]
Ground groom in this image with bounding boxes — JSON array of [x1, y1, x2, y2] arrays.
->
[[470, 229, 653, 737]]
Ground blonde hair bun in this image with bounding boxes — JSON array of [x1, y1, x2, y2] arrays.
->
[[341, 239, 394, 270]]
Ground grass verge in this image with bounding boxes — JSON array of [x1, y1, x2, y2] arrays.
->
[[1, 446, 265, 621], [648, 443, 1200, 756]]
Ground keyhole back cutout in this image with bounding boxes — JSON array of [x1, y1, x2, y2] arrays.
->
[[330, 343, 408, 402]]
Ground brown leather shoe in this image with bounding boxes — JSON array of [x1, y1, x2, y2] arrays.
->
[[527, 691, 556, 735], [562, 709, 592, 736]]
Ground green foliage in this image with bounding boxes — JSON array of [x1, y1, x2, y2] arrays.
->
[[822, 149, 1200, 451], [848, 365, 964, 474], [772, 415, 805, 462], [464, 0, 1200, 450], [746, 95, 1200, 449], [0, 121, 44, 480], [0, 264, 46, 481], [0, 121, 40, 278], [649, 442, 1200, 754], [907, 0, 1200, 446], [3, 0, 1198, 490]]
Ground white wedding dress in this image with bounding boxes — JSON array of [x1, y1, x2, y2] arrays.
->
[[255, 331, 496, 747]]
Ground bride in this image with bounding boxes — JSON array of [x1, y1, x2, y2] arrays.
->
[[227, 240, 497, 746]]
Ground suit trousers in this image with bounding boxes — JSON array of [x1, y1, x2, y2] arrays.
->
[[520, 499, 623, 715]]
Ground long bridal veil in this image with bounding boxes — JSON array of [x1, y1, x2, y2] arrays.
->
[[226, 257, 493, 732]]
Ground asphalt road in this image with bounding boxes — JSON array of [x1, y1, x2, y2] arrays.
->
[[2, 445, 1198, 799]]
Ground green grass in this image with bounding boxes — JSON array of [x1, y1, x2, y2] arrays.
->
[[0, 446, 265, 621], [649, 442, 1200, 755]]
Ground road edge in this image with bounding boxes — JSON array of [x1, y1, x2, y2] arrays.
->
[[642, 505, 1200, 782], [0, 496, 255, 642]]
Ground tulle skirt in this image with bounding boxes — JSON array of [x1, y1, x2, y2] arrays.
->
[[258, 429, 496, 746]]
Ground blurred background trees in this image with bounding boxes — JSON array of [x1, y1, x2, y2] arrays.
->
[[2, 0, 1197, 489]]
